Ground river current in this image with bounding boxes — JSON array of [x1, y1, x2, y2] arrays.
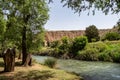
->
[[32, 55, 120, 80]]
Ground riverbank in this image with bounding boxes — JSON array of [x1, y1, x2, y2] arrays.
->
[[34, 41, 120, 63], [33, 55, 120, 80], [0, 58, 83, 80]]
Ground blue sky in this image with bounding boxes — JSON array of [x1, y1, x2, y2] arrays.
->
[[44, 0, 120, 31]]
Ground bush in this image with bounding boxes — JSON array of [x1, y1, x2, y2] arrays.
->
[[50, 40, 61, 48], [104, 32, 120, 41], [86, 42, 108, 52], [108, 48, 120, 62], [44, 58, 57, 68], [58, 36, 72, 54], [111, 52, 120, 62], [98, 52, 112, 62], [50, 48, 61, 57], [72, 36, 88, 54], [98, 48, 120, 62], [77, 48, 98, 61], [85, 25, 100, 42]]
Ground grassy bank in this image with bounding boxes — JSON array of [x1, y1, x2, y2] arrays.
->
[[0, 58, 82, 80], [35, 41, 120, 63]]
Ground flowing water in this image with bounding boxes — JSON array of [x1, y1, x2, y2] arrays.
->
[[32, 55, 120, 80]]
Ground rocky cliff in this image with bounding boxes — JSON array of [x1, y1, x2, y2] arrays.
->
[[45, 29, 111, 42]]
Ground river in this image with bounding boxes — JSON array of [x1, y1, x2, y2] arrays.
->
[[32, 55, 120, 80]]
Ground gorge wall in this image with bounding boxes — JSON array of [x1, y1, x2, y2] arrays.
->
[[45, 29, 111, 42]]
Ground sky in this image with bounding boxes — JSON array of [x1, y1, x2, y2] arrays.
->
[[44, 0, 120, 31]]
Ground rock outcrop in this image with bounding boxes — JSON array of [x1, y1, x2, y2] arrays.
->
[[45, 30, 85, 42], [45, 29, 111, 43]]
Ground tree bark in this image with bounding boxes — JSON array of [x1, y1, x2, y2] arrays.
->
[[22, 26, 32, 66], [3, 48, 16, 72]]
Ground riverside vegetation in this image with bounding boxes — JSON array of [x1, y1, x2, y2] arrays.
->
[[35, 25, 120, 63], [35, 35, 120, 63]]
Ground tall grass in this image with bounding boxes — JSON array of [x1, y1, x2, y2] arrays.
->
[[44, 58, 57, 68]]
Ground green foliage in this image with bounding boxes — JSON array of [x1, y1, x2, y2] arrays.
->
[[98, 43, 120, 62], [77, 49, 98, 61], [46, 39, 120, 63], [98, 52, 112, 62], [86, 42, 108, 52], [50, 40, 61, 48], [107, 44, 120, 62], [44, 58, 57, 68], [59, 36, 72, 54], [61, 0, 120, 15], [72, 36, 88, 54], [85, 25, 100, 42], [0, 0, 49, 53], [0, 14, 6, 35], [27, 28, 46, 53], [104, 32, 120, 41]]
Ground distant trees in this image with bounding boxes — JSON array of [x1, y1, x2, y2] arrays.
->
[[103, 32, 120, 41], [85, 25, 100, 42]]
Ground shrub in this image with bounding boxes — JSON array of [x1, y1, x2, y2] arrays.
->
[[44, 58, 57, 68], [71, 36, 88, 54], [111, 52, 120, 62], [50, 48, 61, 57], [77, 48, 98, 61], [98, 48, 120, 62], [104, 32, 120, 41], [37, 48, 53, 56], [50, 40, 61, 48], [108, 48, 120, 62], [59, 36, 72, 54], [86, 42, 108, 52], [98, 52, 112, 62], [85, 25, 100, 42]]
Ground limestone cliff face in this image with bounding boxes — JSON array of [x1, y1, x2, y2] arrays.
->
[[45, 29, 111, 42], [45, 30, 85, 42]]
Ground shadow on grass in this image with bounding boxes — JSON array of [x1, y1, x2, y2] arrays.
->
[[15, 61, 22, 66], [0, 58, 54, 80], [0, 76, 12, 80], [15, 70, 54, 80], [0, 70, 54, 80]]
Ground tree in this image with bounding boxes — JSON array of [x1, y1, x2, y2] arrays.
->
[[0, 0, 49, 66], [85, 25, 100, 42], [104, 32, 120, 41]]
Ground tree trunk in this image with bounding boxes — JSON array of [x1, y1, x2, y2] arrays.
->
[[3, 48, 16, 72], [22, 26, 32, 66]]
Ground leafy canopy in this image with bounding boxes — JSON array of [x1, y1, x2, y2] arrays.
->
[[61, 0, 120, 15], [85, 25, 99, 42], [49, 0, 120, 15], [0, 0, 49, 52]]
